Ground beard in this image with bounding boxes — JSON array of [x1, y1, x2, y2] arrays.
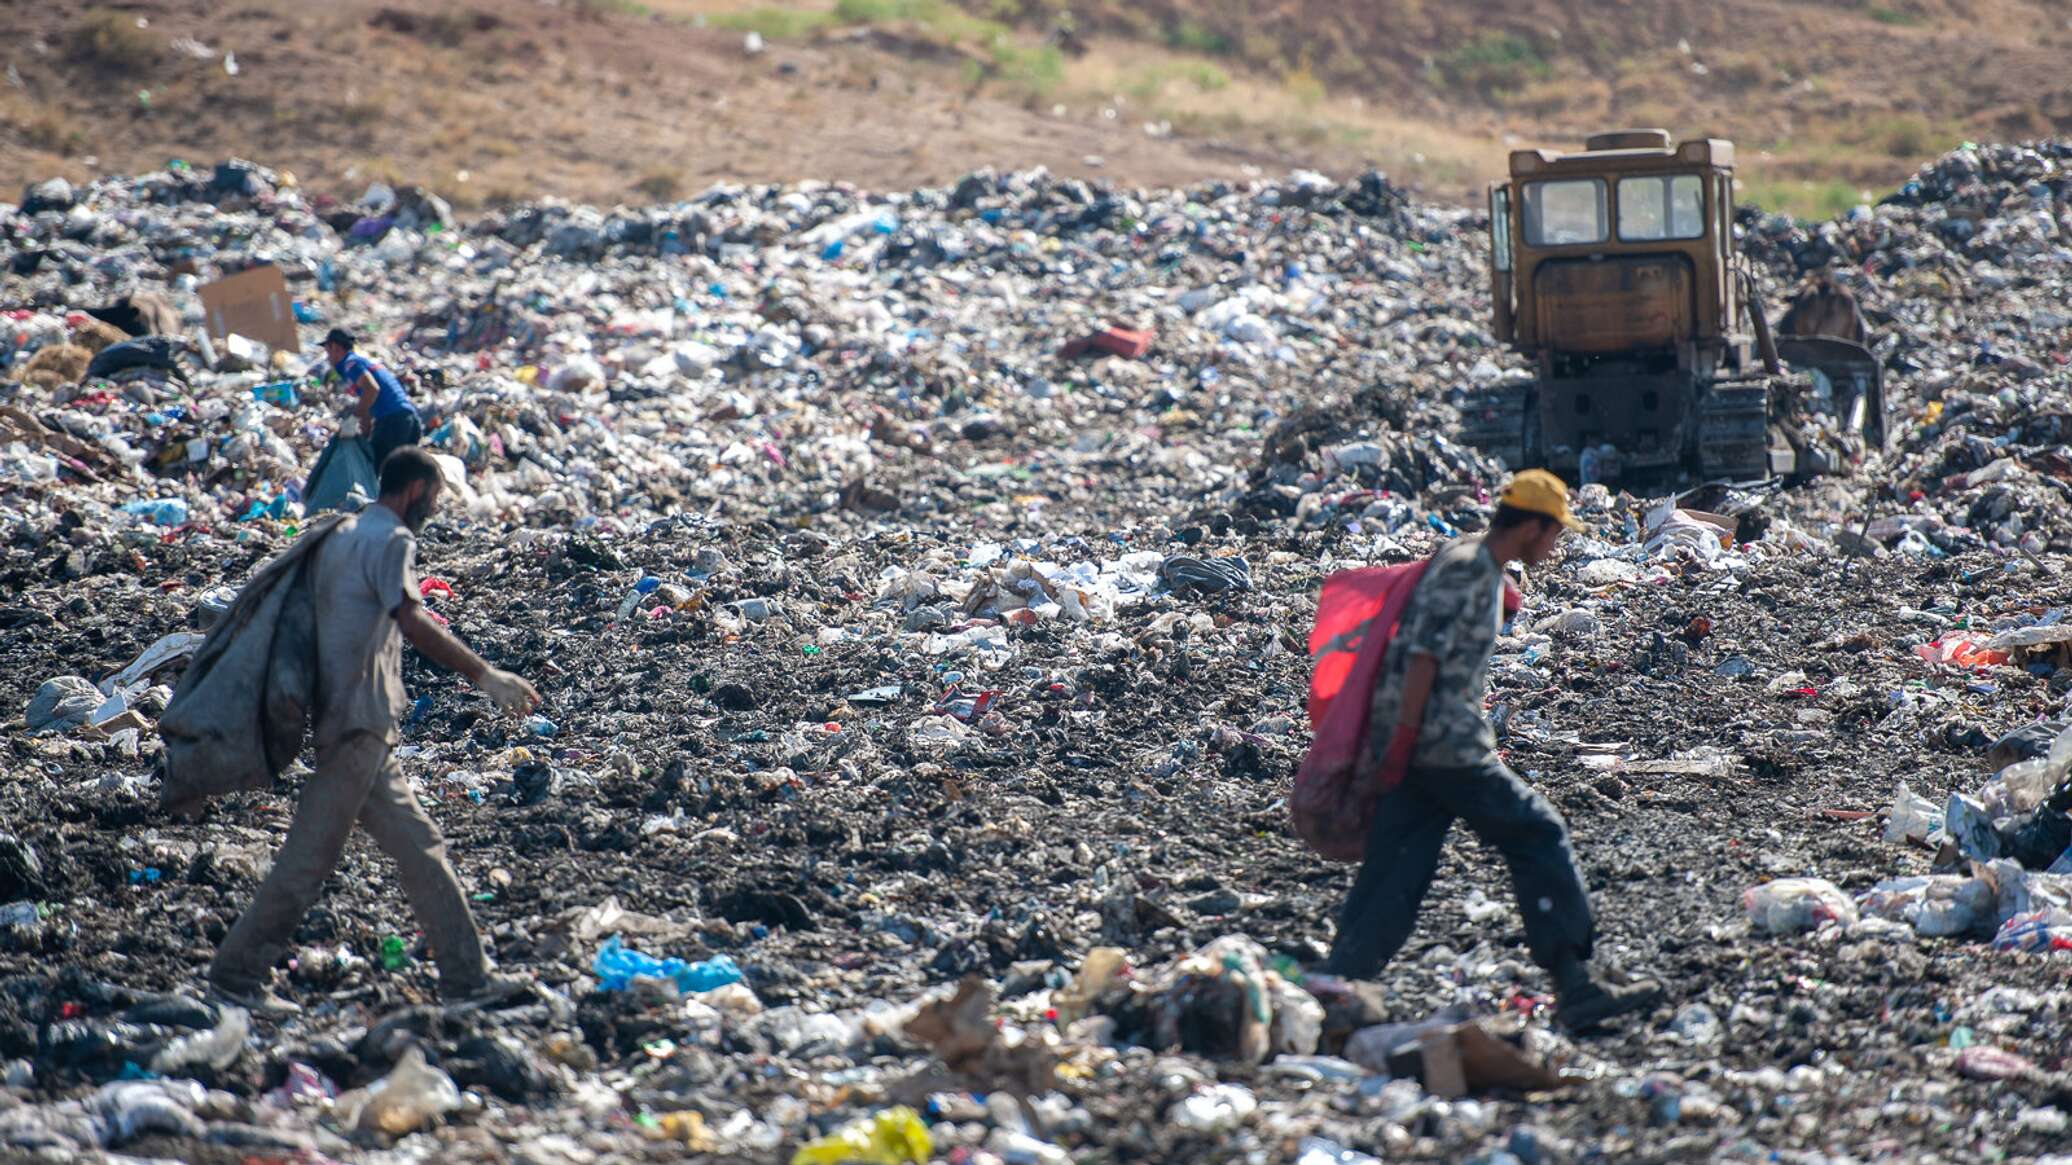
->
[[403, 495, 435, 533]]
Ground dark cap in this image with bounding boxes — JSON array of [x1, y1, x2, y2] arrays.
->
[[322, 327, 356, 349]]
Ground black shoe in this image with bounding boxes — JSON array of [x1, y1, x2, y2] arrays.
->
[[1556, 974, 1664, 1033], [209, 976, 303, 1018], [444, 973, 531, 1009]]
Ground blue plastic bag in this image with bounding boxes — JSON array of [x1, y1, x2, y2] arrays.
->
[[592, 936, 742, 993], [121, 498, 189, 527]]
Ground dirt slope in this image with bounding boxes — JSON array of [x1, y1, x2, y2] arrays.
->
[[3, 0, 2067, 210], [0, 1, 1309, 209]]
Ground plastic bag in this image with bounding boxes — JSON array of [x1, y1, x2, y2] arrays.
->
[[592, 936, 740, 993], [1993, 910, 2072, 954], [1742, 878, 1858, 934], [1945, 793, 2004, 861], [303, 435, 378, 515], [1884, 782, 1944, 844], [1980, 758, 2058, 821], [1266, 974, 1323, 1057], [333, 1046, 460, 1136], [789, 1105, 931, 1165], [120, 498, 189, 527], [1856, 875, 1992, 937]]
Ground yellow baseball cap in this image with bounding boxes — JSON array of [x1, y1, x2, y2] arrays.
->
[[1499, 469, 1586, 532]]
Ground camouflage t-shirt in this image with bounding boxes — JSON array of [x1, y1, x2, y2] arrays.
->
[[1366, 537, 1504, 770]]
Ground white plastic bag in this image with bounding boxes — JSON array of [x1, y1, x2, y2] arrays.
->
[[1885, 782, 1944, 844], [1743, 878, 1858, 934]]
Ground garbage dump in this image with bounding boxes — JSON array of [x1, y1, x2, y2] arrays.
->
[[5, 139, 2072, 1159]]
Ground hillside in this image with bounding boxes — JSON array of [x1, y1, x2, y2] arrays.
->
[[2, 0, 2065, 214], [993, 0, 2072, 212]]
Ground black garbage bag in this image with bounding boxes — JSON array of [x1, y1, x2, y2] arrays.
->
[[84, 292, 182, 338], [1160, 554, 1253, 595], [84, 337, 186, 382]]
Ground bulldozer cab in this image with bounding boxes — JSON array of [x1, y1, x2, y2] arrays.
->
[[1467, 128, 1883, 482], [1488, 129, 1747, 374]]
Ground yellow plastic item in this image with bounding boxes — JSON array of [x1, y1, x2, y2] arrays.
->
[[515, 365, 539, 385], [646, 1110, 714, 1150], [789, 1106, 932, 1165], [1923, 400, 1944, 424]]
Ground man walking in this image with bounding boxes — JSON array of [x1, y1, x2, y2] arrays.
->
[[209, 448, 539, 1014], [1320, 470, 1663, 1031], [323, 327, 421, 471]]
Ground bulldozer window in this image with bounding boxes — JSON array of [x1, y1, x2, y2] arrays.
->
[[1521, 179, 1606, 246], [1617, 174, 1705, 242]]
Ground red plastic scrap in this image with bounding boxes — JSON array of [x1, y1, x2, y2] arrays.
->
[[1059, 325, 1155, 360], [419, 577, 454, 601], [1916, 637, 2010, 669]]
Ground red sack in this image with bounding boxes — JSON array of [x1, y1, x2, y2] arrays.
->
[[1293, 561, 1524, 861], [1291, 561, 1428, 860]]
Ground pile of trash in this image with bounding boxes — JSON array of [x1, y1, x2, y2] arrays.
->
[[5, 140, 2072, 1161]]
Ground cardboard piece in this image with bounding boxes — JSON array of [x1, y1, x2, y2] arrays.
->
[[1361, 1016, 1580, 1098], [196, 265, 300, 356]]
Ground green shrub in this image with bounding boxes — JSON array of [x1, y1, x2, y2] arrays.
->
[[1435, 32, 1548, 101], [1167, 18, 1231, 55], [708, 8, 837, 39]]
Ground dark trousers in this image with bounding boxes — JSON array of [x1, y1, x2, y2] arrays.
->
[[1322, 756, 1594, 978], [211, 732, 488, 993], [369, 409, 423, 476]]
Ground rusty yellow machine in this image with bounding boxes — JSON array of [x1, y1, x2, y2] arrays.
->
[[1461, 128, 1885, 482]]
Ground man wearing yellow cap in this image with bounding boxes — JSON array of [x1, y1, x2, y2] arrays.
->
[[1319, 469, 1664, 1031]]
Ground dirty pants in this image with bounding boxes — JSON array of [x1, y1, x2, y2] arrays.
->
[[369, 409, 422, 478], [210, 731, 487, 991], [1322, 757, 1594, 978]]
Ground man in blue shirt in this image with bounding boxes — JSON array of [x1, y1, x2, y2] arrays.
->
[[324, 327, 420, 471]]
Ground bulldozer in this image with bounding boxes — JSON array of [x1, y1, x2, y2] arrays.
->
[[1460, 129, 1885, 482]]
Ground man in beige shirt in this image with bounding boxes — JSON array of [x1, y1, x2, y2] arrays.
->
[[209, 448, 539, 1014]]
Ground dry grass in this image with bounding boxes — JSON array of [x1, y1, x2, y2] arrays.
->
[[2, 0, 2053, 219], [68, 11, 161, 72], [1061, 42, 1511, 193], [1, 94, 92, 157]]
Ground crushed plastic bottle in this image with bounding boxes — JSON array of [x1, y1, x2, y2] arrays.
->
[[789, 1105, 931, 1165], [1667, 1002, 1722, 1046], [147, 1001, 249, 1075], [987, 1128, 1072, 1165], [1297, 1137, 1383, 1165], [593, 935, 743, 994], [1169, 1083, 1257, 1133], [379, 934, 409, 970]]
